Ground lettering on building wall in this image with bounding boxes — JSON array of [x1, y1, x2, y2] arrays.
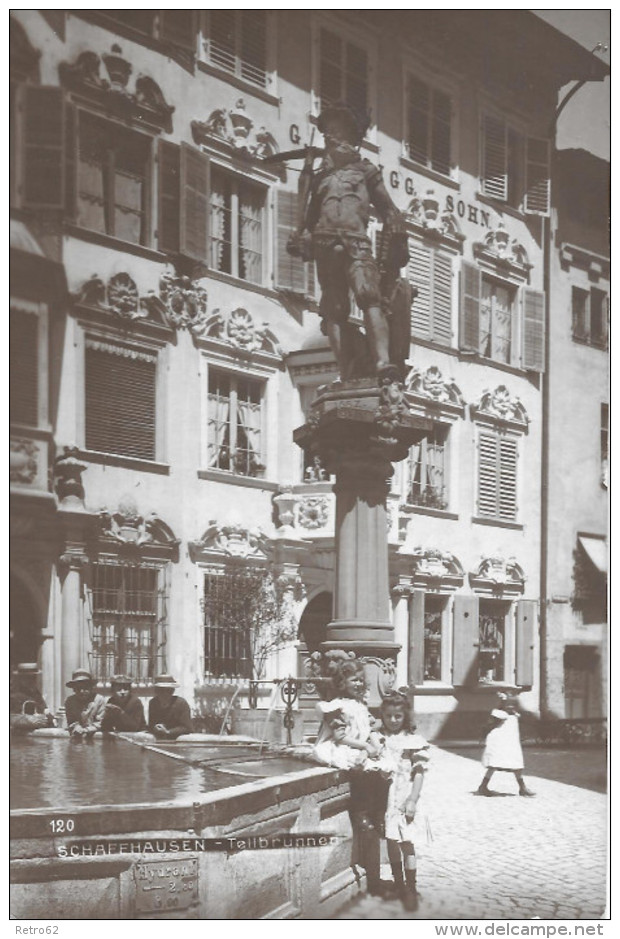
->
[[289, 124, 301, 145]]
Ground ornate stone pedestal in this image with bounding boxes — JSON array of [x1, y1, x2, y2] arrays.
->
[[294, 378, 431, 707]]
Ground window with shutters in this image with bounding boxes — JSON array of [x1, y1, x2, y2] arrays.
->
[[77, 113, 151, 246], [481, 113, 550, 214], [405, 74, 452, 177], [480, 277, 514, 364], [313, 20, 376, 134], [408, 238, 453, 345], [210, 168, 265, 284], [572, 285, 608, 349], [406, 428, 449, 510], [207, 369, 265, 478], [84, 339, 157, 461], [89, 11, 197, 53], [275, 189, 317, 297], [87, 560, 168, 683], [203, 11, 270, 89], [477, 431, 518, 522], [424, 595, 444, 681], [10, 307, 40, 427], [478, 600, 508, 683]]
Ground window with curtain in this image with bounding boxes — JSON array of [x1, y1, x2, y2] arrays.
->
[[406, 428, 448, 510], [480, 277, 513, 364], [319, 26, 369, 115], [204, 11, 269, 88], [210, 168, 264, 284], [406, 74, 452, 176], [88, 561, 167, 682], [77, 113, 150, 245], [207, 370, 264, 477], [572, 285, 608, 348]]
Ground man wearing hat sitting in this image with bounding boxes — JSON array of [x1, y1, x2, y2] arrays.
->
[[10, 663, 55, 733], [101, 675, 146, 733], [64, 669, 106, 738], [148, 675, 193, 740]]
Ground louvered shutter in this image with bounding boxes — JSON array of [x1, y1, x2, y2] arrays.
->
[[345, 41, 368, 115], [431, 89, 451, 176], [432, 250, 453, 345], [524, 137, 550, 214], [482, 115, 507, 201], [179, 143, 209, 262], [409, 238, 431, 339], [85, 341, 157, 461], [408, 590, 425, 686], [460, 261, 481, 352], [209, 11, 237, 73], [407, 76, 429, 165], [23, 86, 66, 209], [275, 190, 306, 293], [515, 600, 536, 687], [320, 28, 343, 107], [240, 11, 267, 87], [522, 288, 545, 372], [452, 595, 479, 685], [158, 140, 180, 254], [160, 11, 196, 52], [10, 310, 38, 426], [478, 432, 499, 518], [498, 436, 518, 521]]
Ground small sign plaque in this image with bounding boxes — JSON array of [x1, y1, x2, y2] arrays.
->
[[134, 857, 198, 913]]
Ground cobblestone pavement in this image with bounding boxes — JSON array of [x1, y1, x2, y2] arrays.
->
[[335, 746, 608, 920]]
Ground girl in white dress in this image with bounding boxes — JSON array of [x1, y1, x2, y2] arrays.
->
[[476, 693, 535, 796], [379, 689, 430, 911]]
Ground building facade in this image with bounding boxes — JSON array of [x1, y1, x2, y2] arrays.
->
[[9, 10, 608, 738]]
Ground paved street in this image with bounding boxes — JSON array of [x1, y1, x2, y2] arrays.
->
[[335, 746, 608, 920]]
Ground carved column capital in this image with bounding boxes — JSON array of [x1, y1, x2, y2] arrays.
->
[[57, 550, 88, 578]]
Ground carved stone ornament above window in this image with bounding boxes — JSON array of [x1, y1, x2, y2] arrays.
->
[[141, 268, 209, 334], [470, 554, 525, 594], [97, 497, 179, 556], [204, 308, 281, 355], [191, 98, 283, 174], [10, 17, 41, 82], [58, 45, 174, 131], [472, 385, 529, 426], [405, 365, 464, 408], [10, 437, 38, 485], [73, 272, 174, 326], [473, 221, 531, 276], [410, 547, 464, 588], [406, 190, 464, 246], [189, 522, 270, 562]]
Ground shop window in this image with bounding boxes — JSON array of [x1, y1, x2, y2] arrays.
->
[[77, 113, 151, 246], [204, 11, 269, 88], [477, 431, 518, 522], [88, 560, 167, 682], [207, 369, 264, 478], [572, 286, 608, 348], [481, 114, 550, 214], [85, 339, 157, 461], [406, 428, 448, 510], [405, 74, 452, 176], [477, 600, 506, 683], [408, 238, 453, 346], [318, 26, 370, 115], [423, 595, 443, 681], [210, 168, 264, 284], [10, 308, 39, 426]]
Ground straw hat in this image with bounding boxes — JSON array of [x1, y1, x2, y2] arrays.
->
[[12, 662, 41, 676], [153, 674, 178, 689], [66, 668, 95, 688]]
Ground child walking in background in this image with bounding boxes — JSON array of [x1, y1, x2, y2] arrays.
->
[[379, 689, 431, 911], [476, 692, 535, 797]]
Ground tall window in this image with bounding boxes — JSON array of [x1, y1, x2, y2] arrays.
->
[[406, 75, 451, 176], [10, 309, 39, 426], [572, 286, 608, 348], [89, 561, 166, 682], [85, 340, 157, 460], [481, 114, 550, 214], [210, 169, 264, 284], [477, 431, 518, 522], [207, 370, 264, 477], [408, 239, 453, 346], [204, 11, 268, 88], [480, 277, 513, 364], [478, 600, 506, 683], [77, 113, 150, 245], [424, 595, 443, 681], [406, 429, 448, 510], [319, 27, 368, 114], [202, 571, 252, 679]]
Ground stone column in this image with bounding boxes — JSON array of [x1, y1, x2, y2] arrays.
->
[[392, 582, 412, 687], [58, 551, 87, 696]]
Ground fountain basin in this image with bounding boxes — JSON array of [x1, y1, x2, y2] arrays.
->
[[10, 733, 359, 919]]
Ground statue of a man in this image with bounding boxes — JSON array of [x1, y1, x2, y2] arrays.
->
[[287, 103, 411, 382]]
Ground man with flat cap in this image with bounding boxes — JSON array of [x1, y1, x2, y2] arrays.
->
[[148, 674, 193, 740], [64, 669, 106, 738], [10, 663, 55, 733], [101, 675, 146, 733]]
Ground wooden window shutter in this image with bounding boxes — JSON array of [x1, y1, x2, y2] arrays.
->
[[431, 89, 451, 176], [209, 11, 237, 73], [240, 11, 268, 87], [524, 137, 550, 214], [275, 189, 307, 293], [452, 595, 479, 685], [498, 436, 518, 521], [408, 590, 425, 686], [23, 85, 66, 209], [409, 238, 432, 340], [432, 250, 453, 345], [158, 140, 181, 254], [10, 310, 38, 426], [522, 288, 546, 372], [515, 599, 536, 687], [482, 115, 507, 201], [179, 143, 210, 262], [160, 11, 196, 51], [320, 28, 343, 107], [478, 432, 499, 518], [407, 76, 430, 165], [460, 261, 481, 351], [85, 341, 157, 461]]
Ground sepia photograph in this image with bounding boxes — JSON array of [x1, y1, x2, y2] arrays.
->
[[9, 6, 609, 926]]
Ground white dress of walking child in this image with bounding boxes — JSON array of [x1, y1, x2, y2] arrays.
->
[[482, 708, 524, 771]]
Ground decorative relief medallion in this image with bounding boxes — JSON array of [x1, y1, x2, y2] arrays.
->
[[473, 221, 531, 273], [405, 365, 464, 406], [191, 98, 280, 166], [10, 438, 38, 484], [406, 189, 464, 242], [191, 522, 269, 560], [474, 385, 529, 424], [97, 497, 179, 549], [73, 272, 149, 323], [411, 547, 465, 582], [297, 496, 329, 530], [205, 308, 281, 355], [470, 554, 525, 592]]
